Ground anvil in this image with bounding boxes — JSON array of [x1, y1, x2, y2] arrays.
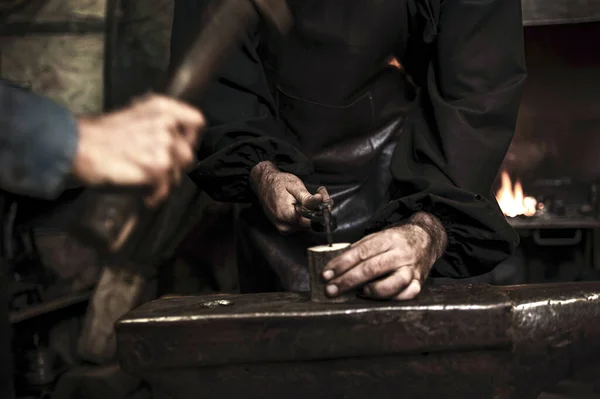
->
[[115, 282, 600, 398]]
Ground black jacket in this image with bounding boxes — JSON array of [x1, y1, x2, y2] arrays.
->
[[171, 0, 527, 279]]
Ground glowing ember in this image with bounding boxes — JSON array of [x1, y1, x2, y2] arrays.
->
[[496, 171, 537, 218]]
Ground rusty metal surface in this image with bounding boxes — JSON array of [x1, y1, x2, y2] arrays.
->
[[116, 282, 600, 398]]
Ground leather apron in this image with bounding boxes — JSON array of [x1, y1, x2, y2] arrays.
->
[[237, 0, 413, 293]]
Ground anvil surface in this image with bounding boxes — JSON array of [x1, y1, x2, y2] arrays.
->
[[116, 283, 600, 399]]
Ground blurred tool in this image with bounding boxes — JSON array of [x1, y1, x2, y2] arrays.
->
[[71, 0, 294, 254], [74, 0, 295, 365]]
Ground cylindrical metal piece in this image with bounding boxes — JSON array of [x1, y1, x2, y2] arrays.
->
[[307, 243, 355, 303]]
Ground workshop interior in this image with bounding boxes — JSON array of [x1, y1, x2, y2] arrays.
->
[[2, 0, 600, 398]]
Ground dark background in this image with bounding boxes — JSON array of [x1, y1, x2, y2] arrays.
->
[[497, 22, 600, 191]]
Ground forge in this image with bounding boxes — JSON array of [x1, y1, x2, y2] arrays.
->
[[492, 171, 600, 285], [488, 20, 600, 287]]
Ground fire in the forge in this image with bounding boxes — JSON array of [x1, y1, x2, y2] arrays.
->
[[496, 171, 538, 218]]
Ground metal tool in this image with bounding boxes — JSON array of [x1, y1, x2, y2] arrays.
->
[[294, 198, 337, 246], [70, 0, 294, 254]]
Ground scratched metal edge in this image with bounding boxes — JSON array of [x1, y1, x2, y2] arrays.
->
[[117, 285, 503, 321], [118, 282, 600, 322], [115, 282, 600, 373]]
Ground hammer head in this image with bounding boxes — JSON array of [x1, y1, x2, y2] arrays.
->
[[251, 0, 294, 34]]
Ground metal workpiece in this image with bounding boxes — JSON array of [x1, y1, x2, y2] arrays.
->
[[307, 243, 353, 303], [115, 282, 600, 398]]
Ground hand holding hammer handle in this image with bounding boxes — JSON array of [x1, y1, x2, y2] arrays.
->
[[71, 0, 293, 253]]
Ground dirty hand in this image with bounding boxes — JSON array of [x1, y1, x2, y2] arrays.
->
[[72, 94, 205, 206], [250, 161, 330, 234], [322, 212, 448, 301]]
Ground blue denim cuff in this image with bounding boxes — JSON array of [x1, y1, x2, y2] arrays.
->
[[0, 82, 78, 199]]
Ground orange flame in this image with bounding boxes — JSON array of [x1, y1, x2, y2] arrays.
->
[[496, 171, 537, 218]]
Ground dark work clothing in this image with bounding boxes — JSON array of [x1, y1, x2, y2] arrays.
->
[[0, 257, 14, 399], [0, 81, 79, 399], [172, 0, 526, 284], [0, 81, 78, 199]]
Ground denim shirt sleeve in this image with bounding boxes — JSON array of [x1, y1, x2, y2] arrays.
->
[[0, 81, 79, 199]]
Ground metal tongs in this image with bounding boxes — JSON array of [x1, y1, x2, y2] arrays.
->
[[294, 187, 337, 246]]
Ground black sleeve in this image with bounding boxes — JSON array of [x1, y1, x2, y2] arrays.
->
[[170, 0, 312, 203], [367, 0, 527, 278]]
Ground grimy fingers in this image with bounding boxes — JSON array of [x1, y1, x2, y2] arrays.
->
[[364, 266, 416, 299], [286, 180, 314, 206], [323, 236, 392, 279], [292, 210, 312, 229], [316, 186, 331, 203], [150, 95, 205, 131], [326, 251, 399, 295], [181, 123, 203, 148], [170, 135, 196, 171], [394, 279, 422, 301], [144, 177, 170, 208], [302, 193, 323, 210]]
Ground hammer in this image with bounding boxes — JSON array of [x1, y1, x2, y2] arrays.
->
[[70, 0, 294, 254]]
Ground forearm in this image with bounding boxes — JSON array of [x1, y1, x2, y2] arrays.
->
[[0, 82, 79, 199], [249, 160, 277, 194], [384, 211, 447, 279], [405, 211, 447, 265]]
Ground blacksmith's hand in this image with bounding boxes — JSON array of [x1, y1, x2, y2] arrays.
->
[[250, 161, 330, 234], [73, 94, 205, 207], [321, 212, 447, 301]]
